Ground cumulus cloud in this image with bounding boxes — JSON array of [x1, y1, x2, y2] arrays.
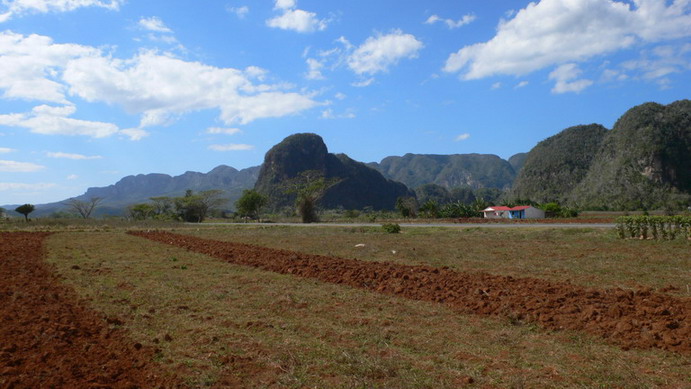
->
[[267, 0, 327, 33], [347, 30, 423, 75], [227, 6, 249, 19], [305, 58, 325, 80], [425, 14, 476, 29], [549, 63, 593, 93], [138, 17, 172, 33], [444, 0, 691, 80], [515, 80, 529, 89], [0, 104, 125, 138], [0, 160, 45, 172], [0, 147, 15, 153], [0, 0, 122, 21], [454, 133, 470, 141], [208, 143, 254, 151], [0, 32, 319, 135], [63, 50, 318, 126], [0, 31, 97, 103], [46, 151, 102, 160]]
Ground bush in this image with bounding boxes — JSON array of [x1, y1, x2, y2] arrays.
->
[[381, 223, 401, 234]]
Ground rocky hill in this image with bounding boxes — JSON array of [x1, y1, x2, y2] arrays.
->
[[511, 124, 608, 203], [254, 133, 413, 210], [571, 100, 691, 210], [369, 153, 517, 190], [512, 100, 690, 210]]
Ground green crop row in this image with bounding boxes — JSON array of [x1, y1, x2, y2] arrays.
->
[[615, 215, 691, 240]]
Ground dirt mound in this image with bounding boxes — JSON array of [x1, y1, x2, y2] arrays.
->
[[0, 232, 183, 388], [130, 231, 690, 355]]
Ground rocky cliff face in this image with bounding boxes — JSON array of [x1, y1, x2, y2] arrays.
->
[[571, 100, 691, 210], [254, 133, 413, 210]]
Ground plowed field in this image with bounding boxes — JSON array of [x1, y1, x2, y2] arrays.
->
[[130, 230, 690, 355], [0, 232, 181, 388]]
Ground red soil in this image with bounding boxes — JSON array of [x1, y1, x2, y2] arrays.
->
[[130, 230, 690, 355], [0, 232, 182, 389]]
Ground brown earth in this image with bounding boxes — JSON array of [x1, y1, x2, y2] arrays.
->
[[0, 232, 183, 389], [454, 217, 615, 224], [130, 230, 690, 355]]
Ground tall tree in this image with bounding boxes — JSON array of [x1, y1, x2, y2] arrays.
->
[[15, 204, 35, 222], [174, 190, 226, 223], [65, 197, 104, 219], [284, 170, 340, 223], [235, 189, 267, 220]]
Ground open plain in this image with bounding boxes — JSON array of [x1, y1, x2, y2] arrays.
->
[[1, 224, 689, 388]]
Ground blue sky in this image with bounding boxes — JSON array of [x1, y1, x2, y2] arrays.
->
[[0, 0, 689, 205]]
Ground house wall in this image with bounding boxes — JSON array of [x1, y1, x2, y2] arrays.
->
[[525, 207, 545, 219]]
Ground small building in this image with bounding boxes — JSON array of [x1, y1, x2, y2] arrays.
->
[[482, 205, 545, 219]]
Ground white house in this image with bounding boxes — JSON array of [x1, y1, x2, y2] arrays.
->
[[482, 206, 545, 219]]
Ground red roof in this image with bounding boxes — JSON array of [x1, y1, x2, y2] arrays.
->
[[483, 205, 533, 212], [483, 206, 511, 211]]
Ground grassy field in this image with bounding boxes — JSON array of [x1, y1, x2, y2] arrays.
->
[[38, 225, 690, 388]]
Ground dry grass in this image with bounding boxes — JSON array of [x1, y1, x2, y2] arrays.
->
[[179, 225, 691, 296], [44, 229, 690, 388]]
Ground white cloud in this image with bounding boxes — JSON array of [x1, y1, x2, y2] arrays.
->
[[454, 133, 471, 141], [0, 182, 55, 190], [321, 109, 355, 120], [515, 80, 529, 88], [206, 127, 241, 135], [425, 14, 476, 29], [274, 0, 296, 10], [0, 104, 121, 138], [208, 143, 254, 151], [0, 0, 122, 21], [267, 8, 327, 33], [138, 17, 172, 33], [0, 147, 15, 153], [67, 174, 78, 180], [351, 78, 374, 87], [0, 31, 98, 103], [0, 160, 45, 172], [549, 63, 593, 93], [347, 30, 423, 75], [63, 50, 318, 127], [227, 6, 249, 19], [305, 58, 325, 80], [491, 82, 502, 89], [46, 151, 102, 160], [444, 0, 691, 80]]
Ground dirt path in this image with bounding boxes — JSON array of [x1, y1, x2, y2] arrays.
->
[[131, 231, 690, 355], [0, 232, 182, 388]]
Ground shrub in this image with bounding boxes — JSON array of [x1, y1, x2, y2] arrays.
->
[[381, 223, 401, 234]]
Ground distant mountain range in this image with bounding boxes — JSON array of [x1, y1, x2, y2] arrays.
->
[[4, 99, 689, 216]]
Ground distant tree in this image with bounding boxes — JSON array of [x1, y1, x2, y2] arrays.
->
[[395, 196, 418, 218], [449, 187, 476, 205], [65, 197, 103, 219], [150, 196, 174, 217], [127, 203, 157, 221], [15, 204, 35, 222], [284, 170, 340, 223], [0, 207, 5, 219], [235, 189, 267, 220], [419, 200, 439, 218], [174, 190, 226, 223]]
